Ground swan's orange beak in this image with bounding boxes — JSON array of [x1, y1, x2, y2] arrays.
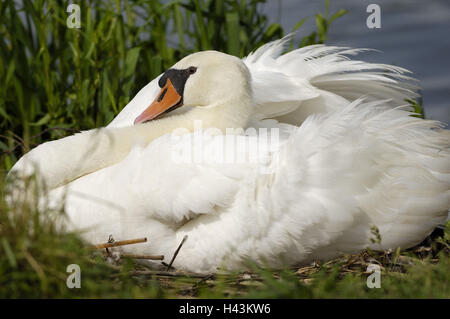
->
[[134, 79, 183, 124]]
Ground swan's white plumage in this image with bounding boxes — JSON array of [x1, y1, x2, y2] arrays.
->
[[43, 100, 449, 272], [8, 37, 449, 273]]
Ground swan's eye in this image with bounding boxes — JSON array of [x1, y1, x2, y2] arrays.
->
[[188, 66, 197, 74]]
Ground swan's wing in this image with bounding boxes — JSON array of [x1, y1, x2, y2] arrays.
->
[[243, 35, 419, 125], [54, 129, 288, 231]]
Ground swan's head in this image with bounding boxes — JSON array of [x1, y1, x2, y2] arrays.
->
[[134, 51, 252, 124]]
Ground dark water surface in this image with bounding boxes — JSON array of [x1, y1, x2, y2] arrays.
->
[[262, 0, 450, 124]]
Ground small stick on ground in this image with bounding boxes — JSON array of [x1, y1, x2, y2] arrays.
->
[[122, 254, 164, 260], [130, 270, 209, 279], [167, 235, 188, 271], [161, 261, 172, 268], [95, 237, 147, 249]]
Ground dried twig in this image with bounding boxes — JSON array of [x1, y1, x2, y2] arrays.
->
[[121, 254, 164, 260], [167, 235, 188, 271], [161, 261, 172, 268], [95, 237, 147, 249], [130, 270, 209, 279]]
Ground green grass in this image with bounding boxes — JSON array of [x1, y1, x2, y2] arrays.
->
[[2, 0, 448, 299]]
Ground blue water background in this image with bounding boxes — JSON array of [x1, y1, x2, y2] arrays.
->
[[262, 0, 450, 124]]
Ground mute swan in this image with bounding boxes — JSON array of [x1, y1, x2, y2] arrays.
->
[[8, 38, 450, 273]]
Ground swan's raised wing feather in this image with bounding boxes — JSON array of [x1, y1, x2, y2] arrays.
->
[[244, 36, 419, 124]]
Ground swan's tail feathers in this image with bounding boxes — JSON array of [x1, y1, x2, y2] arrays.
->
[[244, 35, 419, 125], [278, 99, 449, 255]]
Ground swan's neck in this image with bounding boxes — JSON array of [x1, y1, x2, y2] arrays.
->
[[18, 97, 252, 190]]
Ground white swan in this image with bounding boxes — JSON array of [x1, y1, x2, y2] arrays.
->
[[8, 38, 449, 273]]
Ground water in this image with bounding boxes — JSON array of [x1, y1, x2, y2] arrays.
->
[[262, 0, 450, 124]]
